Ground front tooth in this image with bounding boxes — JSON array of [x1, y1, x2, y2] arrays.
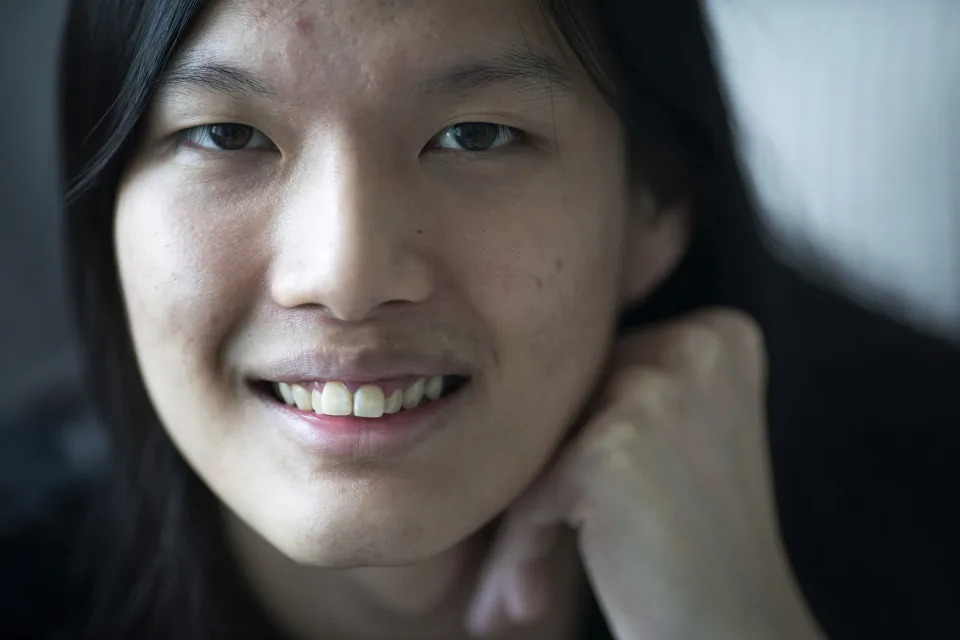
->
[[278, 382, 295, 405], [424, 376, 444, 401], [384, 389, 403, 414], [354, 385, 385, 418], [320, 382, 353, 416], [403, 378, 426, 410], [291, 384, 313, 411]]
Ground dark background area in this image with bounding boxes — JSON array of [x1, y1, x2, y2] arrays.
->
[[0, 0, 76, 417]]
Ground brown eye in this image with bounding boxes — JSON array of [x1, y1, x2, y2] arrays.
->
[[452, 123, 500, 151], [181, 123, 275, 151], [208, 123, 254, 150], [429, 122, 523, 152]]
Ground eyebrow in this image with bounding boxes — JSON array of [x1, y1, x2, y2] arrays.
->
[[420, 45, 572, 97], [159, 58, 279, 99], [157, 45, 572, 101]]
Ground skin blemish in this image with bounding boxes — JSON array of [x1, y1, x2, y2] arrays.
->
[[555, 259, 564, 272], [536, 277, 544, 290], [294, 16, 314, 34]]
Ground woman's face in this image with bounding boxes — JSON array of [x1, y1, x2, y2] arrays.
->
[[115, 0, 684, 566]]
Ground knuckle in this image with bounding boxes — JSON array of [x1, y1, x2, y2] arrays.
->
[[705, 307, 764, 348], [579, 413, 643, 484], [669, 325, 724, 372], [591, 418, 638, 463], [614, 367, 683, 417], [691, 307, 767, 371]]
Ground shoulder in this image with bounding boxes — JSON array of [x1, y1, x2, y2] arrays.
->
[[0, 394, 106, 639]]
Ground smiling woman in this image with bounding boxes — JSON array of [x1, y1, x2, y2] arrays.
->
[[114, 0, 644, 599], [54, 5, 714, 640], [54, 1, 742, 638], [19, 0, 952, 639]]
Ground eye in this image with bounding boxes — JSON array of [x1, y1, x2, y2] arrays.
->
[[180, 123, 275, 151], [428, 122, 524, 152]]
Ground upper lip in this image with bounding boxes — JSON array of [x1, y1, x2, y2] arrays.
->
[[248, 347, 474, 384]]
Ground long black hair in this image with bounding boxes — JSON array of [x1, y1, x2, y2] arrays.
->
[[59, 1, 955, 639]]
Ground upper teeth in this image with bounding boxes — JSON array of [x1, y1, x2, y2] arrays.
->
[[274, 376, 449, 417]]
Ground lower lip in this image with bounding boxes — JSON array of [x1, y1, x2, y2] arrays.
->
[[258, 384, 471, 458]]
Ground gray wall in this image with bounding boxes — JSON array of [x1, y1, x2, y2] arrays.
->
[[709, 0, 960, 340], [0, 0, 75, 414]]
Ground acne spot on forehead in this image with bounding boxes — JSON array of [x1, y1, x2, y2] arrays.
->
[[294, 16, 314, 34]]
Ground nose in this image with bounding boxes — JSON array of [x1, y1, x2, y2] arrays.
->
[[269, 144, 435, 322]]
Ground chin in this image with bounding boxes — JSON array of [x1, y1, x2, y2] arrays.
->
[[258, 506, 475, 569]]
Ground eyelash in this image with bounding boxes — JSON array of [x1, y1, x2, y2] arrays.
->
[[177, 122, 527, 154], [179, 123, 274, 152], [427, 123, 526, 153]]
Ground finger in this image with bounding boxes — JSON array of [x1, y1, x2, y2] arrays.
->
[[466, 518, 561, 634], [504, 558, 552, 624], [612, 307, 766, 385], [465, 570, 508, 638], [466, 472, 570, 635]]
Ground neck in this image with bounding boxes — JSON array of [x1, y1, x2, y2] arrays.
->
[[224, 514, 587, 640]]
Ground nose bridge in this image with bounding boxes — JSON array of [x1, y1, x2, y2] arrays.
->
[[270, 135, 433, 319], [309, 141, 393, 274]]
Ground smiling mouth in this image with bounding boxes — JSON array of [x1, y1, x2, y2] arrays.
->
[[253, 375, 470, 419]]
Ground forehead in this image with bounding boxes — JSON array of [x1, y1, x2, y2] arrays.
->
[[197, 0, 555, 44], [174, 0, 580, 103]]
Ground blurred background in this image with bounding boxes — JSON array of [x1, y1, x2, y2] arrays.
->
[[0, 0, 75, 417], [0, 0, 957, 417]]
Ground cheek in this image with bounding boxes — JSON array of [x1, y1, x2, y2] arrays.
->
[[444, 156, 627, 449], [444, 119, 628, 367], [114, 175, 267, 378], [453, 168, 627, 363]]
